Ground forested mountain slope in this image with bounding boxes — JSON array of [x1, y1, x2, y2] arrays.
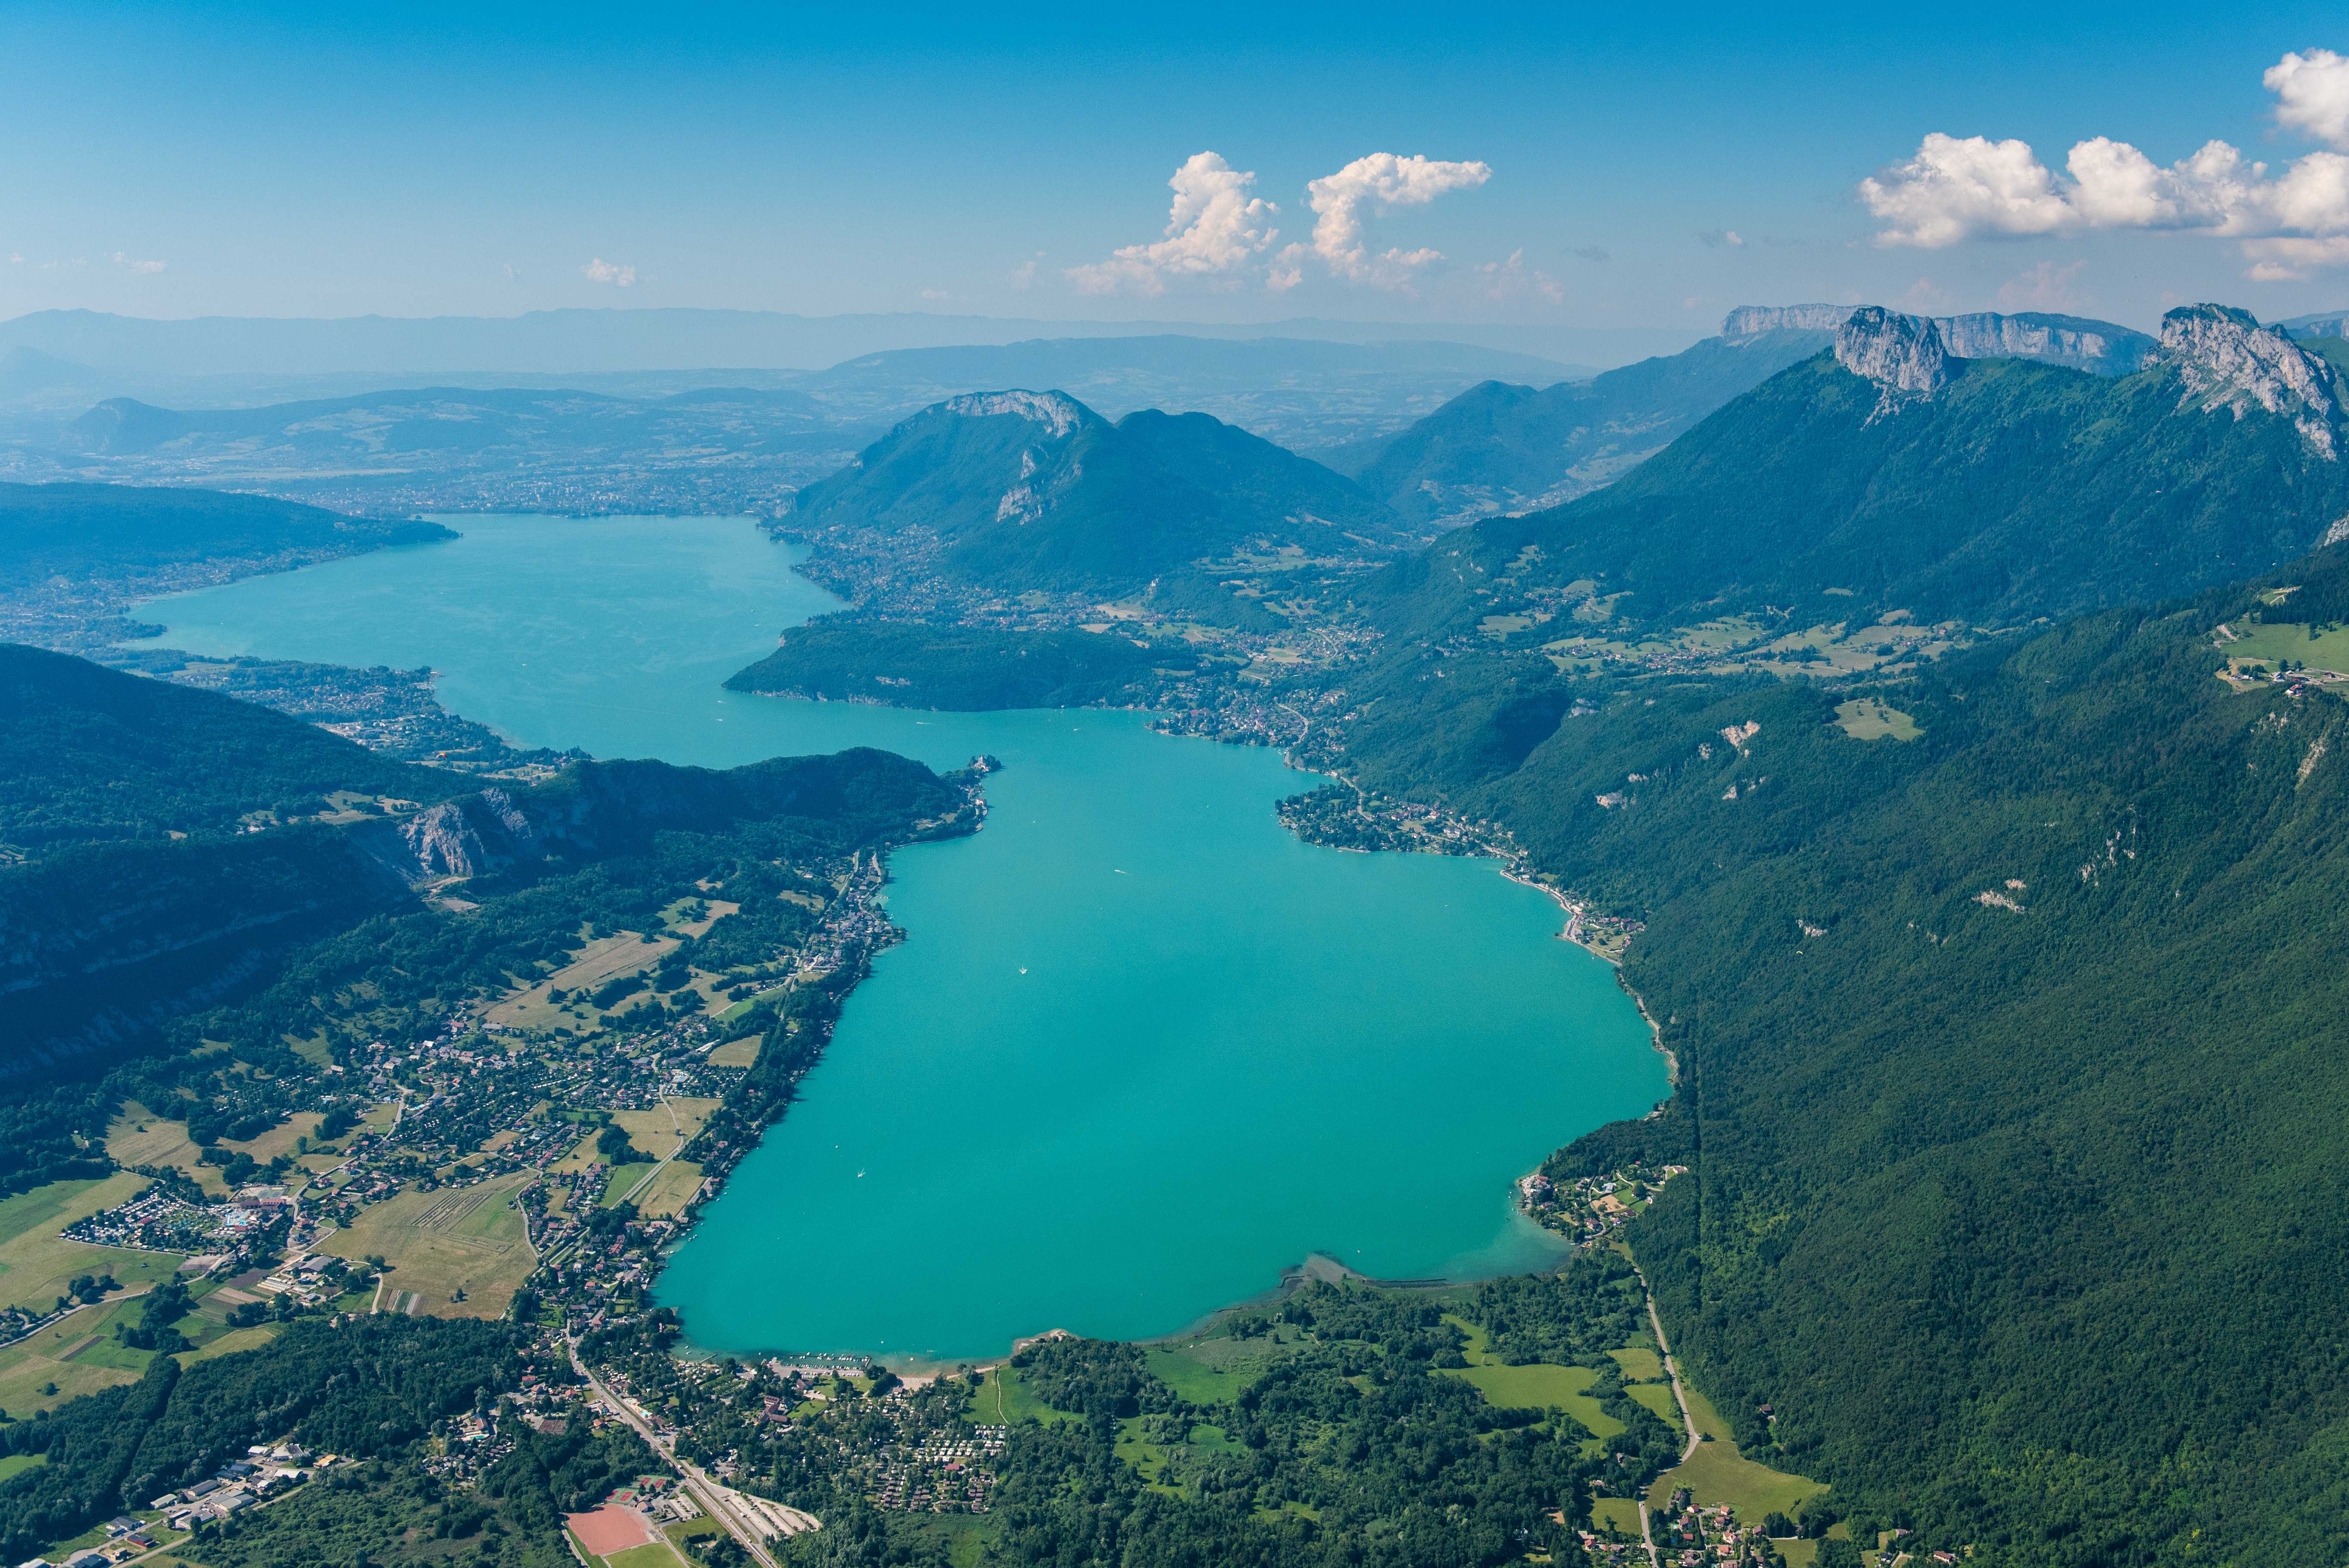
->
[[0, 648, 966, 1079], [785, 390, 1408, 603], [0, 643, 456, 851], [1335, 543, 2349, 1562], [1364, 304, 2349, 639], [1336, 320, 1838, 525], [0, 481, 449, 587], [725, 622, 1200, 709], [1334, 307, 2153, 530]]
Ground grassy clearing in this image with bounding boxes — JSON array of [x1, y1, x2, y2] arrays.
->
[[1628, 1383, 1682, 1427], [178, 1323, 281, 1364], [1591, 1498, 1643, 1537], [707, 1037, 762, 1068], [103, 1105, 228, 1197], [1649, 1384, 1825, 1522], [1143, 1345, 1274, 1403], [1609, 1347, 1665, 1381], [2219, 620, 2349, 673], [317, 1171, 536, 1320], [1834, 699, 1922, 741], [1436, 1315, 1620, 1446], [965, 1365, 1079, 1425], [0, 1173, 185, 1315]]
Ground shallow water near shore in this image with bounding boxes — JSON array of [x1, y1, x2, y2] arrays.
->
[[149, 514, 1668, 1361]]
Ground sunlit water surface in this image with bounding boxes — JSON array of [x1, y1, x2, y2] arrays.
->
[[150, 515, 1666, 1361]]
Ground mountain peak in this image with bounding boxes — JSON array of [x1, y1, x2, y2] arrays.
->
[[2159, 303, 2341, 460], [939, 389, 1089, 436], [1834, 306, 1951, 411]]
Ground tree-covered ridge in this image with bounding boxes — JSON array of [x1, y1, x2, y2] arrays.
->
[[1329, 543, 2349, 1563], [724, 622, 1201, 709], [786, 390, 1409, 600], [0, 481, 452, 588], [1364, 346, 2349, 643], [0, 647, 975, 1076], [0, 642, 458, 852], [1338, 326, 1838, 526]]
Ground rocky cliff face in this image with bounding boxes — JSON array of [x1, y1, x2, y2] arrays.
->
[[2158, 304, 2343, 460], [1727, 304, 2148, 376], [1931, 312, 2153, 376], [941, 389, 1086, 436], [1723, 304, 1856, 340], [1835, 307, 1953, 414]]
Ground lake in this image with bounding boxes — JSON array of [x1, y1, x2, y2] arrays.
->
[[150, 514, 1668, 1362]]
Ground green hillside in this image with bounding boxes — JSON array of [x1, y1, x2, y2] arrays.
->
[[1342, 326, 1837, 524], [1365, 321, 2349, 641], [787, 389, 1408, 599], [1331, 544, 2349, 1562], [0, 481, 452, 586], [724, 621, 1200, 709], [0, 643, 455, 852]]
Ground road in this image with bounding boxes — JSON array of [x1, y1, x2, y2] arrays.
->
[[1631, 1256, 1701, 1568], [565, 1337, 787, 1568]]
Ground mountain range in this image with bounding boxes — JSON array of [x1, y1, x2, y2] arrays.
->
[[1330, 307, 2161, 529], [1371, 303, 2349, 639]]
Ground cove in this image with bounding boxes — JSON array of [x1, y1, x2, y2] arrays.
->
[[146, 514, 1669, 1361]]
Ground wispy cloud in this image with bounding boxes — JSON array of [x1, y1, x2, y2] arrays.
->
[[1859, 51, 2349, 276], [1566, 244, 1609, 262], [920, 289, 949, 300], [1698, 229, 1744, 249], [1275, 152, 1491, 290], [113, 251, 165, 274], [1474, 248, 1562, 303], [1066, 153, 1280, 296], [581, 257, 637, 286], [1997, 259, 2089, 311]]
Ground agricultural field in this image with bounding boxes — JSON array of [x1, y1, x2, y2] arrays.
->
[[218, 1110, 324, 1161], [0, 1173, 185, 1316], [1591, 1498, 1644, 1537], [104, 1104, 228, 1196], [317, 1170, 537, 1320], [1650, 1383, 1824, 1521], [1609, 1347, 1665, 1381], [706, 1036, 762, 1069], [625, 1162, 706, 1220]]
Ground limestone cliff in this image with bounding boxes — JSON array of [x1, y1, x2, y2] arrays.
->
[[2156, 304, 2344, 460], [1834, 307, 1952, 416]]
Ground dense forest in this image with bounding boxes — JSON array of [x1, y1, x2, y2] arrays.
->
[[0, 482, 452, 588], [725, 622, 1201, 709], [0, 643, 457, 850], [1333, 543, 2349, 1562]]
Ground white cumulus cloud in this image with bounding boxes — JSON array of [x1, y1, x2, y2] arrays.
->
[[581, 258, 636, 287], [112, 251, 166, 274], [1283, 152, 1492, 289], [1860, 52, 2349, 275], [2268, 49, 2349, 150], [1066, 152, 1280, 297]]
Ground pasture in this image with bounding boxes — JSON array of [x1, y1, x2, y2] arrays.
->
[[318, 1170, 537, 1319]]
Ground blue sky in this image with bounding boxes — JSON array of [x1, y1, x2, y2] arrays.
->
[[5, 1, 2349, 330]]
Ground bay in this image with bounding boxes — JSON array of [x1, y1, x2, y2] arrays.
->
[[147, 514, 1668, 1361]]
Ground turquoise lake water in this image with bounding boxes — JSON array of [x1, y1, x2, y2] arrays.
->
[[148, 514, 1668, 1361]]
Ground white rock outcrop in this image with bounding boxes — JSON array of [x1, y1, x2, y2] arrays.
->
[[2157, 304, 2342, 461], [1835, 307, 1952, 417], [1722, 304, 1855, 339], [942, 389, 1085, 436]]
